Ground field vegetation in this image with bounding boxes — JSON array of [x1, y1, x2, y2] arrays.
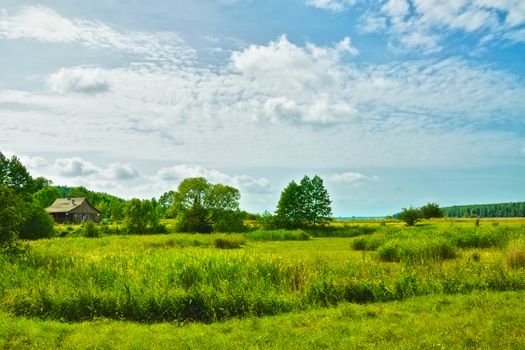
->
[[1, 219, 524, 348]]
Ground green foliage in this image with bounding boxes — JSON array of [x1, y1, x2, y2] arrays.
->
[[172, 177, 246, 233], [443, 201, 525, 218], [275, 175, 332, 229], [32, 186, 60, 208], [352, 236, 384, 251], [445, 227, 511, 248], [398, 207, 421, 226], [0, 186, 24, 250], [420, 202, 444, 219], [81, 221, 100, 238], [213, 235, 246, 249], [18, 203, 55, 240], [1, 292, 524, 350], [377, 238, 457, 263], [246, 230, 311, 241], [123, 198, 161, 234]]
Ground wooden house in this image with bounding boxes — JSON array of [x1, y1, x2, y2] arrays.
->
[[45, 197, 101, 223]]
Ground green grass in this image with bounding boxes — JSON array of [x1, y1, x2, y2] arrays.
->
[[245, 229, 310, 241], [0, 219, 524, 347], [0, 291, 524, 349]]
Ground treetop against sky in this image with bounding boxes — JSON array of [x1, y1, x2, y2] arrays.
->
[[0, 1, 524, 216]]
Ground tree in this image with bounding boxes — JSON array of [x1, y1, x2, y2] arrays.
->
[[0, 186, 24, 250], [158, 190, 176, 218], [33, 185, 60, 208], [275, 175, 332, 228], [398, 207, 421, 226], [304, 175, 332, 226], [275, 180, 303, 228], [171, 177, 245, 233], [124, 198, 160, 234], [420, 202, 444, 219]]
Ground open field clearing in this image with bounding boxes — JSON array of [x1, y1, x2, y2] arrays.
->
[[1, 219, 524, 348]]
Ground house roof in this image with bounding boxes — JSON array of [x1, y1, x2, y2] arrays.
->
[[45, 197, 98, 214]]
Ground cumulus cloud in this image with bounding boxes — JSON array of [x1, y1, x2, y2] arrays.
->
[[106, 163, 140, 180], [158, 165, 271, 194], [53, 157, 139, 180], [18, 155, 48, 169], [330, 172, 380, 186], [47, 67, 110, 94], [54, 157, 100, 177]]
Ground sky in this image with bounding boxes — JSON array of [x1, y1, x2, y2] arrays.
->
[[0, 0, 524, 216]]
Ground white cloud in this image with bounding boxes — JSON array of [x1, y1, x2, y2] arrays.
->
[[47, 67, 110, 94], [0, 6, 195, 66], [52, 157, 139, 180], [106, 163, 140, 180], [330, 172, 380, 186], [54, 157, 99, 177], [19, 155, 48, 169], [158, 165, 270, 194], [361, 0, 525, 52], [305, 0, 356, 12]]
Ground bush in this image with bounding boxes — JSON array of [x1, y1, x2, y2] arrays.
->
[[398, 207, 421, 226], [352, 236, 383, 251], [213, 235, 246, 249], [81, 221, 100, 238], [18, 204, 55, 240]]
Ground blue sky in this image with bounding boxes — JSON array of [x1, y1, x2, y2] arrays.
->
[[0, 0, 524, 216]]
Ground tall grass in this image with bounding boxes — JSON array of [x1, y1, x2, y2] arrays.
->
[[0, 222, 523, 324], [245, 230, 310, 241]]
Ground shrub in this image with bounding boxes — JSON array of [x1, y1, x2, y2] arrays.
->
[[81, 221, 100, 238], [18, 204, 55, 240], [352, 236, 383, 251], [213, 235, 246, 249], [398, 207, 421, 226]]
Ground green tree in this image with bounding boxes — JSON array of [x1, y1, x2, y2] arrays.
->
[[275, 175, 332, 228], [158, 190, 176, 218], [275, 180, 303, 228], [171, 177, 245, 233], [304, 175, 332, 226], [0, 186, 24, 250], [124, 198, 160, 234], [420, 202, 444, 219], [398, 207, 421, 226], [33, 185, 60, 208]]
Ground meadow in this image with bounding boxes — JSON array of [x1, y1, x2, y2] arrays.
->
[[1, 219, 525, 348]]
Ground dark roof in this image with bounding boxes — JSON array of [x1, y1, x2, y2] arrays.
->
[[45, 197, 99, 214]]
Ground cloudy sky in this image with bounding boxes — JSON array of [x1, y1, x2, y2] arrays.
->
[[1, 0, 524, 216]]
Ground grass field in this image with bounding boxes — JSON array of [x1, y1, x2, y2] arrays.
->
[[1, 219, 524, 348]]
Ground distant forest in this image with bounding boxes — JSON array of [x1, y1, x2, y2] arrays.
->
[[442, 202, 525, 218]]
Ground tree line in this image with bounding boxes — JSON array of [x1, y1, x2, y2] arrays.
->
[[442, 202, 525, 218], [0, 151, 333, 250]]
